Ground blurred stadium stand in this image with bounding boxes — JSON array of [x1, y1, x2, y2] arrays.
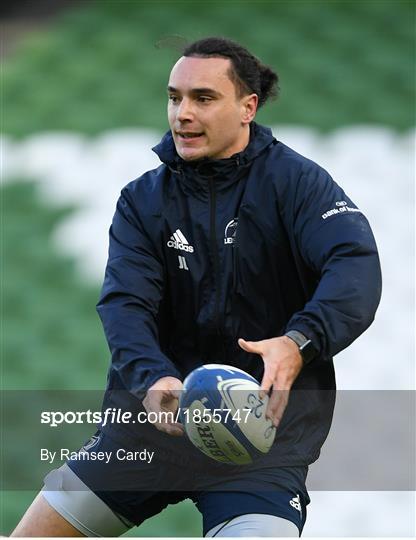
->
[[2, 0, 414, 536], [0, 0, 83, 57]]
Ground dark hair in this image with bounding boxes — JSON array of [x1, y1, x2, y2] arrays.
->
[[182, 37, 279, 108]]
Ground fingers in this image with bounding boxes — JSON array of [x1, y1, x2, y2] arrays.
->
[[154, 421, 184, 437], [264, 367, 294, 427], [169, 388, 182, 400], [143, 389, 179, 414], [238, 338, 264, 355], [143, 389, 184, 437], [265, 387, 289, 427], [260, 364, 290, 425], [259, 364, 274, 399], [142, 392, 160, 415], [146, 414, 185, 437]]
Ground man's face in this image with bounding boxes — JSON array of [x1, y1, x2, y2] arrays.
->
[[167, 56, 257, 161]]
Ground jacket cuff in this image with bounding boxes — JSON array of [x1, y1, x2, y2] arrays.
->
[[284, 322, 323, 362]]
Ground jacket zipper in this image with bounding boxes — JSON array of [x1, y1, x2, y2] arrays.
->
[[209, 178, 222, 341]]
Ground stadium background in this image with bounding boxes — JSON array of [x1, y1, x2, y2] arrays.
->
[[1, 0, 414, 536]]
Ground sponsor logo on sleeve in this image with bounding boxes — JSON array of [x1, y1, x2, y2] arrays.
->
[[322, 201, 361, 220]]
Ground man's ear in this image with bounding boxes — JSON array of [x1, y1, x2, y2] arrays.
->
[[241, 93, 258, 124]]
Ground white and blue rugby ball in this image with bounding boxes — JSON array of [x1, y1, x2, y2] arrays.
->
[[179, 364, 276, 465]]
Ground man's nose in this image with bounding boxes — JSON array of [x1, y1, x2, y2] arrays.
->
[[177, 98, 194, 122]]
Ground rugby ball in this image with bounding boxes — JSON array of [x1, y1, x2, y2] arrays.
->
[[179, 364, 276, 465]]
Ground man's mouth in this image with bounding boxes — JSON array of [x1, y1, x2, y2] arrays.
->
[[177, 132, 204, 140]]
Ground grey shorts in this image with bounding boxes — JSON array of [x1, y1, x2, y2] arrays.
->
[[42, 463, 134, 537]]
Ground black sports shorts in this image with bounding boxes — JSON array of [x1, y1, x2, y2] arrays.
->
[[67, 430, 310, 535]]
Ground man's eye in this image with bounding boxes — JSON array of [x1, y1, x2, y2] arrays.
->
[[169, 95, 179, 103], [198, 96, 212, 103]]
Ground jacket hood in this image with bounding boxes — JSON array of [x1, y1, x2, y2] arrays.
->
[[152, 122, 276, 177]]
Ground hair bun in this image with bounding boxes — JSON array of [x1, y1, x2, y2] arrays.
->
[[258, 65, 279, 107]]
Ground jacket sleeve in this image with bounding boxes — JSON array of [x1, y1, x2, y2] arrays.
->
[[96, 185, 182, 395], [283, 162, 382, 359]]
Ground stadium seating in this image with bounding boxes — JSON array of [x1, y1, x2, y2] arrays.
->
[[2, 0, 414, 536]]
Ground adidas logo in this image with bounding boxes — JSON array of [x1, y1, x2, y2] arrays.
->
[[167, 229, 194, 253], [289, 494, 302, 515]]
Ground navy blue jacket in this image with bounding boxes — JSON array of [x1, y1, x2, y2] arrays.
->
[[97, 123, 381, 467]]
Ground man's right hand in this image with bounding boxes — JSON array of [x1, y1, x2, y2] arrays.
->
[[142, 376, 185, 436]]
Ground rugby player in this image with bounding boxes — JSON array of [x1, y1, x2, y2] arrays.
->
[[12, 37, 381, 537]]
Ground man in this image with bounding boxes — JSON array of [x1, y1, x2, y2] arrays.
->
[[12, 37, 382, 537]]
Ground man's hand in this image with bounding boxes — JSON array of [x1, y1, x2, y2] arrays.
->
[[238, 336, 303, 428], [142, 376, 184, 436]]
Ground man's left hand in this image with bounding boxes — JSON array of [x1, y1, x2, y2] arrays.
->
[[142, 376, 184, 436], [238, 336, 303, 428]]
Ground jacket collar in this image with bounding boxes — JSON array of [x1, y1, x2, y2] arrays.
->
[[152, 122, 275, 179]]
